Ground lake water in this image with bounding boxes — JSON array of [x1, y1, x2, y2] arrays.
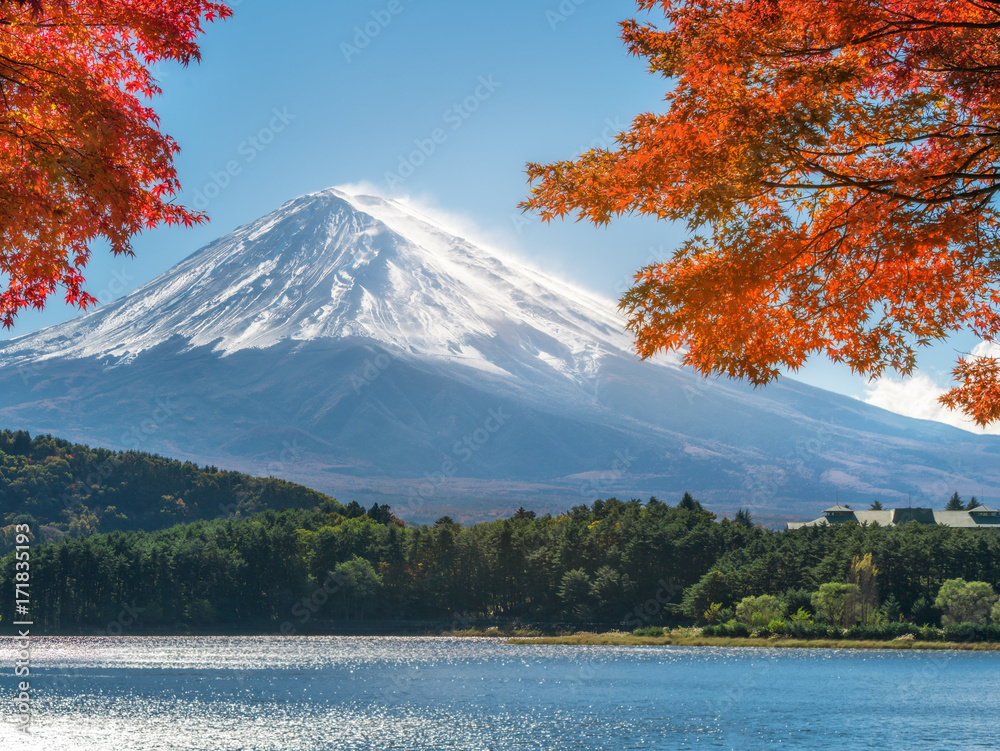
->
[[1, 636, 999, 750]]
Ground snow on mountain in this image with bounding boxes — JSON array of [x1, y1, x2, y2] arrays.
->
[[1, 187, 999, 525], [0, 189, 651, 384]]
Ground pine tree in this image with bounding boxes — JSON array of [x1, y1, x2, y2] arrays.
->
[[678, 492, 701, 511]]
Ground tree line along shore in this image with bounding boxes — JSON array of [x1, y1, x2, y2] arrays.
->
[[6, 471, 1000, 644]]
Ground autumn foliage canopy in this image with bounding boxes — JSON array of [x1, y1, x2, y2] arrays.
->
[[0, 0, 230, 327], [523, 0, 1000, 424]]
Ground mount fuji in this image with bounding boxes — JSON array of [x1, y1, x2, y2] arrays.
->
[[1, 187, 998, 524]]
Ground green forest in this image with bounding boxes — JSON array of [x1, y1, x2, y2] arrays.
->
[[0, 430, 342, 551], [5, 491, 1000, 638]]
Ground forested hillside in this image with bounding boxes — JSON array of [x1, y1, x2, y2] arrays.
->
[[0, 430, 349, 551], [5, 493, 999, 634]]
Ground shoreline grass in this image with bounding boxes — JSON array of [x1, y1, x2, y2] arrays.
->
[[506, 632, 1000, 650]]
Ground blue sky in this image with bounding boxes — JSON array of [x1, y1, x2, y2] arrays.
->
[[3, 0, 987, 431]]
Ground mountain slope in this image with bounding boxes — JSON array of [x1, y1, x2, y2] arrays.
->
[[0, 188, 997, 524]]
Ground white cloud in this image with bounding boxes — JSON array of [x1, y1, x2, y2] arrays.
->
[[864, 371, 1000, 435], [971, 340, 1000, 359]]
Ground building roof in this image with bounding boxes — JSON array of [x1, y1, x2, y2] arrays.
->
[[787, 506, 1000, 530]]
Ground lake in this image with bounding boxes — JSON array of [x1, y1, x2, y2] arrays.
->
[[2, 636, 999, 749]]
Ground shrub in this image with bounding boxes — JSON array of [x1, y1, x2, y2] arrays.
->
[[875, 622, 921, 640], [910, 597, 940, 627], [721, 620, 750, 638], [735, 595, 785, 628], [943, 622, 979, 643], [716, 607, 735, 623], [789, 607, 812, 624], [633, 625, 665, 637], [918, 625, 943, 642], [767, 619, 787, 635], [935, 579, 997, 626], [789, 621, 838, 640], [843, 622, 921, 641], [843, 626, 868, 640], [980, 624, 1000, 642], [781, 589, 813, 618], [941, 622, 1000, 643], [788, 621, 811, 639], [811, 583, 861, 627], [703, 602, 725, 624]]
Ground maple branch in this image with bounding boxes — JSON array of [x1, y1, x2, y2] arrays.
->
[[0, 0, 226, 324], [529, 0, 1000, 420]]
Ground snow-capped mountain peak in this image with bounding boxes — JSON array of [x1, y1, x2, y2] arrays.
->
[[2, 188, 642, 382]]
